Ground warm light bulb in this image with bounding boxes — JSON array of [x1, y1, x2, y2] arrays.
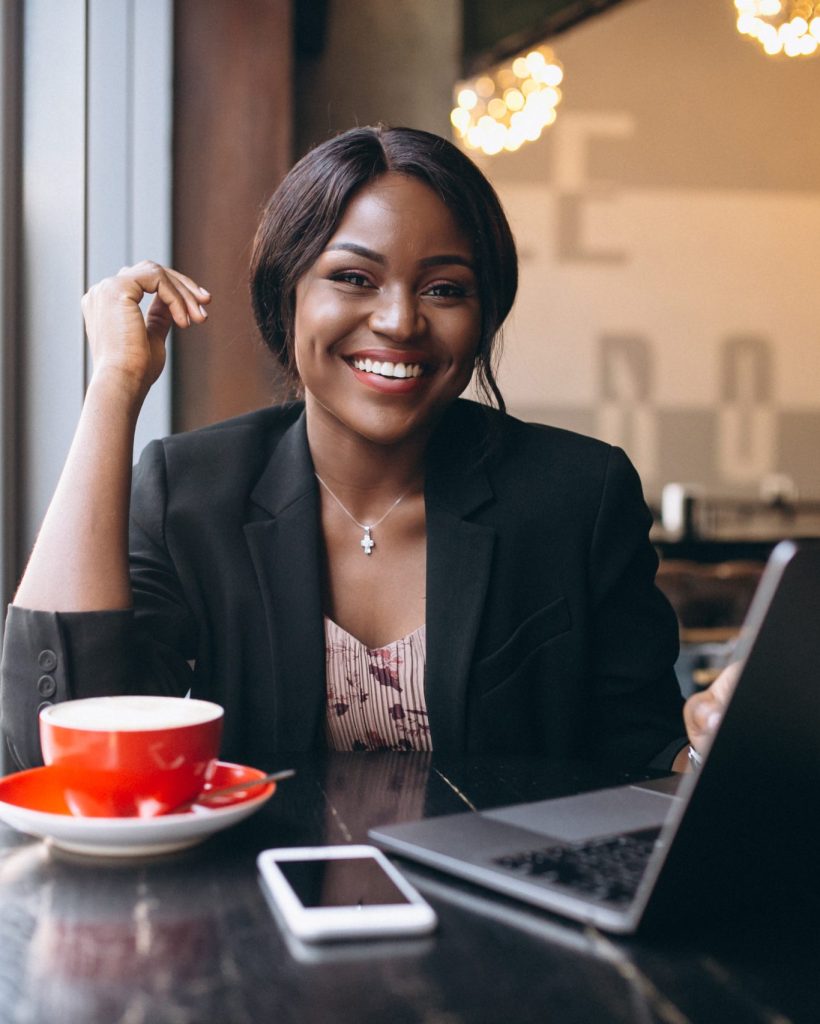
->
[[760, 22, 780, 47], [525, 50, 546, 73], [450, 107, 470, 132], [457, 88, 477, 110], [476, 76, 495, 98], [503, 88, 525, 111], [543, 64, 564, 86], [452, 42, 563, 156], [737, 0, 820, 58], [543, 87, 561, 107]]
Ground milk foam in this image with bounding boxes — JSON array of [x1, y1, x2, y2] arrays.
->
[[43, 696, 223, 731]]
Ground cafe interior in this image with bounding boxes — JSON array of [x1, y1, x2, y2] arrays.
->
[[0, 1, 819, 1022]]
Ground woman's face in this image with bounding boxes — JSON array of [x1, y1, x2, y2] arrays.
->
[[293, 172, 482, 450]]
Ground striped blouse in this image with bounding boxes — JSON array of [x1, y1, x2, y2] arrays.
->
[[324, 617, 431, 752]]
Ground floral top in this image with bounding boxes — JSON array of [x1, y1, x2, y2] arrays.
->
[[324, 617, 431, 752]]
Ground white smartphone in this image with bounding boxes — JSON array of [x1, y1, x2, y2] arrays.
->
[[257, 844, 438, 943]]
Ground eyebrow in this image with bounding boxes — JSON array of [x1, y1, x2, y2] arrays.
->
[[325, 242, 475, 272]]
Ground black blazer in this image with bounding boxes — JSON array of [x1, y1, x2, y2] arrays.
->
[[1, 401, 684, 771]]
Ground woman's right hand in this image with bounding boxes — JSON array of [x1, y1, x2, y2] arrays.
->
[[81, 261, 211, 401]]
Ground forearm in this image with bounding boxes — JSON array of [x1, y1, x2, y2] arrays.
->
[[13, 370, 143, 611]]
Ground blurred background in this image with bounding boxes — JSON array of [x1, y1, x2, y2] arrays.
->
[[2, 0, 819, 689]]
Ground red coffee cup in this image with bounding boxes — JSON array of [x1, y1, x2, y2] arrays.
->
[[39, 696, 224, 818]]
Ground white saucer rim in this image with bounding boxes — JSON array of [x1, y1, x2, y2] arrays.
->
[[0, 784, 272, 830]]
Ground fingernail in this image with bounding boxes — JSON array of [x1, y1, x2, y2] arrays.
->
[[198, 286, 210, 297], [707, 712, 721, 731], [198, 304, 208, 318]]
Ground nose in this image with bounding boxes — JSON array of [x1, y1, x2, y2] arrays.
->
[[368, 286, 424, 342]]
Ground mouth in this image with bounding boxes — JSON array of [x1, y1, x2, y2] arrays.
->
[[347, 357, 426, 380]]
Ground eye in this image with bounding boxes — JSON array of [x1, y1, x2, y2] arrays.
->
[[330, 271, 373, 289], [423, 281, 470, 299]]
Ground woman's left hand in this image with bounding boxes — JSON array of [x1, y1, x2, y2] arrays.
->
[[683, 662, 741, 757]]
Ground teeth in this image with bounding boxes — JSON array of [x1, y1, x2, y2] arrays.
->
[[352, 358, 423, 379]]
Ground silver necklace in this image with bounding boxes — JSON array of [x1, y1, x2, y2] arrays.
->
[[314, 472, 412, 556]]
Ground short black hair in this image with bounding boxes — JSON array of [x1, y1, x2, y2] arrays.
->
[[249, 125, 518, 410]]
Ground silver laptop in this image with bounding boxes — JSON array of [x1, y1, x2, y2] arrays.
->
[[370, 540, 820, 933]]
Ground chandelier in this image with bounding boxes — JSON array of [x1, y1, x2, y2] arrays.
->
[[735, 0, 820, 56], [450, 46, 563, 157]]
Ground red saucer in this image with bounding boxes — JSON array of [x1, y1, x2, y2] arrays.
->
[[0, 761, 277, 857], [0, 760, 272, 817]]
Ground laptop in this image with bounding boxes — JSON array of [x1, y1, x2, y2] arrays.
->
[[370, 540, 820, 933]]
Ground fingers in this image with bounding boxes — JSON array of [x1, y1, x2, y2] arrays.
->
[[687, 689, 723, 737], [112, 261, 211, 330], [165, 266, 211, 325], [683, 662, 741, 754], [144, 293, 175, 342], [82, 262, 212, 397]]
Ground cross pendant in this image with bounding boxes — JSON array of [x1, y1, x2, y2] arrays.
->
[[360, 527, 375, 555]]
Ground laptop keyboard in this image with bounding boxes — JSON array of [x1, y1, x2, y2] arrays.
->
[[492, 827, 662, 906]]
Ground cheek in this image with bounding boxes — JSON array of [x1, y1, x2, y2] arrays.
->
[[292, 288, 321, 377], [292, 311, 334, 385], [451, 312, 483, 367]]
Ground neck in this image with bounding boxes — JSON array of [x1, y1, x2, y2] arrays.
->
[[305, 399, 429, 506]]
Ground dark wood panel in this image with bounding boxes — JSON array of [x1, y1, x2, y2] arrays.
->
[[173, 0, 292, 432], [462, 0, 632, 74]]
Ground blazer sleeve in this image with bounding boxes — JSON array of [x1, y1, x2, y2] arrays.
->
[[586, 446, 685, 769], [0, 440, 196, 772]]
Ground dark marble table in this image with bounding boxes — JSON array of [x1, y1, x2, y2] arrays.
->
[[1, 752, 817, 1023]]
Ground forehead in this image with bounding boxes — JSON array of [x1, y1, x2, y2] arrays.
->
[[326, 172, 473, 258]]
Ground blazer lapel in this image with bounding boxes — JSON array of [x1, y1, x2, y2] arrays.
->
[[240, 402, 497, 754], [424, 409, 496, 751], [243, 411, 326, 751]]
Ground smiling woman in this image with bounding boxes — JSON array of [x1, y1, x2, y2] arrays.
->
[[1, 125, 713, 774]]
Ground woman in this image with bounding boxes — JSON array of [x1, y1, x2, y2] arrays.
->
[[0, 126, 725, 772]]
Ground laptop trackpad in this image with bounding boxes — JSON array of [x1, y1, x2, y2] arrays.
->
[[482, 786, 673, 843]]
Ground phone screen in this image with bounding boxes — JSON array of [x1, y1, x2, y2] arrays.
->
[[279, 856, 413, 908]]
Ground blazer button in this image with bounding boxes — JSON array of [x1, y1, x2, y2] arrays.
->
[[37, 701, 55, 715], [38, 675, 57, 698], [38, 650, 58, 671]]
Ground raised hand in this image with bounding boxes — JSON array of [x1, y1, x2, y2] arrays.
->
[[81, 261, 210, 401], [13, 263, 211, 612]]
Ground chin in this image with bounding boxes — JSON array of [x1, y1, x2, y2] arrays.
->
[[352, 400, 446, 446]]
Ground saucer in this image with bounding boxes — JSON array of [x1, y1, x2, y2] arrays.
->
[[0, 761, 276, 857]]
